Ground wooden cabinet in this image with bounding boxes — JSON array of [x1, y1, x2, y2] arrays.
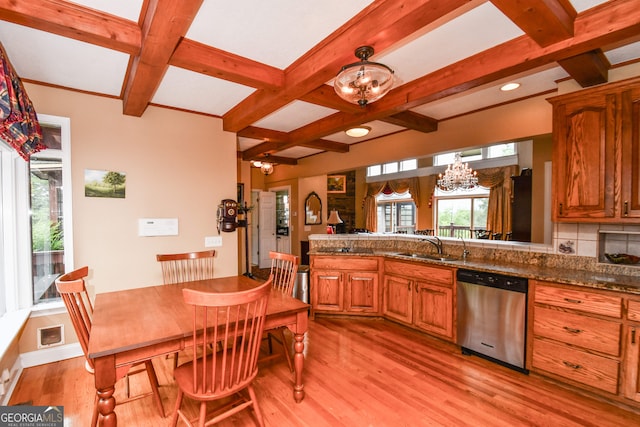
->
[[310, 255, 380, 318], [623, 299, 640, 403], [549, 76, 640, 222], [530, 280, 624, 396], [382, 259, 455, 341]]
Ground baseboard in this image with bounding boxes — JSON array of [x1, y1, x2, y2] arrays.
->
[[0, 359, 22, 406], [20, 342, 83, 368], [1, 343, 82, 406]]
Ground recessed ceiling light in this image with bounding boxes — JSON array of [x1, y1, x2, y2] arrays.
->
[[345, 126, 371, 138], [500, 82, 520, 91]]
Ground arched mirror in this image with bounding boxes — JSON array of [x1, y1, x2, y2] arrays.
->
[[305, 192, 322, 225]]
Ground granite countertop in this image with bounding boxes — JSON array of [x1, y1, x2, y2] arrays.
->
[[309, 249, 640, 295]]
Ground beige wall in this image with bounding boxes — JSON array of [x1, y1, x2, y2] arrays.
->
[[26, 83, 239, 295], [16, 84, 238, 354]]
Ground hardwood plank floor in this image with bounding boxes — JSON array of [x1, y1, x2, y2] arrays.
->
[[9, 317, 640, 426]]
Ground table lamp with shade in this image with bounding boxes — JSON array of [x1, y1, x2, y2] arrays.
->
[[327, 210, 343, 234]]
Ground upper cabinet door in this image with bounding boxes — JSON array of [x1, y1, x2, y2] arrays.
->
[[552, 92, 616, 221], [621, 87, 640, 219]]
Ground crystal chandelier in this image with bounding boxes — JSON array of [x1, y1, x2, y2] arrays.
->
[[437, 153, 478, 192], [334, 46, 394, 107]]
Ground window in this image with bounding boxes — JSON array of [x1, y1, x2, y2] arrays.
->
[[1, 114, 72, 315], [376, 191, 415, 233], [367, 159, 417, 177], [434, 186, 489, 239], [434, 143, 516, 166]]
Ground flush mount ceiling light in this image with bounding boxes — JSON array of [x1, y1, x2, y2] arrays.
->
[[345, 126, 371, 138], [500, 82, 520, 91], [334, 46, 394, 107]]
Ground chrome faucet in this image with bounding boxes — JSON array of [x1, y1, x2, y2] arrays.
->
[[423, 236, 444, 254], [461, 237, 470, 260]]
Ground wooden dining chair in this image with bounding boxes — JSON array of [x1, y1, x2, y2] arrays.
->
[[156, 250, 216, 285], [261, 251, 299, 372], [170, 278, 272, 427], [55, 266, 164, 427], [157, 249, 216, 369]]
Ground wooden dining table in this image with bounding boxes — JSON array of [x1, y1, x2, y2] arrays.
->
[[88, 275, 310, 427]]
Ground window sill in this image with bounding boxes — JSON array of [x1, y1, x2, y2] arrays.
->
[[0, 309, 31, 360], [30, 300, 66, 317]]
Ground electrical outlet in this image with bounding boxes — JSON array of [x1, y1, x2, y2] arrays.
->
[[204, 236, 222, 247]]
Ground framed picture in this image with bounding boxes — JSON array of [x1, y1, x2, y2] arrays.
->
[[84, 169, 126, 198], [327, 175, 346, 193]]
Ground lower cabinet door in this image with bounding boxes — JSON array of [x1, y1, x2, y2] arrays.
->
[[623, 324, 640, 402], [413, 281, 453, 340], [346, 272, 379, 314], [383, 275, 412, 324], [312, 270, 343, 313]]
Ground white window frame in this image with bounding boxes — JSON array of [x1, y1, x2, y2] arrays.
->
[[1, 114, 72, 316]]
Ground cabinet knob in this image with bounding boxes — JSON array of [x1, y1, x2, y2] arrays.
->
[[563, 326, 582, 334], [633, 327, 637, 345], [559, 203, 563, 216], [624, 201, 629, 216]]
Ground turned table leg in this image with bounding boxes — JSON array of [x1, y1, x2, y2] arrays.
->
[[93, 355, 118, 427]]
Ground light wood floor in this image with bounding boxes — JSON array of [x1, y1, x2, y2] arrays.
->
[[10, 317, 640, 426]]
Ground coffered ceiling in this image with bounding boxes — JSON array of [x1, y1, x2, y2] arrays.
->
[[1, 0, 639, 166]]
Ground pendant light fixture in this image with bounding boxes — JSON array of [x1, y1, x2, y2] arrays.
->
[[334, 46, 394, 107], [436, 153, 478, 192]]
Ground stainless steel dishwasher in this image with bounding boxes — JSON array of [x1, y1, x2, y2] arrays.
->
[[457, 269, 529, 373]]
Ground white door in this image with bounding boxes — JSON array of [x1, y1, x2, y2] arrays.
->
[[258, 191, 277, 268]]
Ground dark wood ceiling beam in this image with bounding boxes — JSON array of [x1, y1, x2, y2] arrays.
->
[[222, 0, 471, 133], [260, 155, 297, 165], [122, 0, 203, 116], [0, 0, 140, 54], [281, 0, 640, 147], [237, 126, 289, 142], [242, 141, 286, 160], [491, 0, 576, 47], [557, 49, 610, 87], [381, 111, 438, 133], [170, 39, 284, 90], [299, 139, 350, 153]]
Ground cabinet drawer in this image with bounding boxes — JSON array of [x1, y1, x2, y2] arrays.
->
[[533, 306, 621, 356], [384, 260, 453, 286], [532, 339, 619, 394], [534, 285, 622, 318], [311, 256, 379, 271], [628, 300, 640, 322]]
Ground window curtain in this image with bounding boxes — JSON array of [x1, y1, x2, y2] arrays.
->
[[476, 165, 518, 237], [0, 42, 45, 160], [363, 177, 420, 232]]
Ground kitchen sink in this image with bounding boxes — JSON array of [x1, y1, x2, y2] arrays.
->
[[396, 252, 458, 261]]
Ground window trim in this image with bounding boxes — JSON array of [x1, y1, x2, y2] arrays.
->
[[1, 114, 72, 315]]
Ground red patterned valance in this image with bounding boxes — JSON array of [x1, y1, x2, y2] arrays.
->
[[0, 42, 45, 160]]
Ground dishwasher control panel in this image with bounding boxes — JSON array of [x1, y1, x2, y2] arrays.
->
[[457, 269, 528, 293]]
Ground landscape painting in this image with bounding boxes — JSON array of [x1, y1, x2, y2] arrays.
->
[[84, 169, 126, 198]]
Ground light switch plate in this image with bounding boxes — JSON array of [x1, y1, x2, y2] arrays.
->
[[205, 236, 223, 247]]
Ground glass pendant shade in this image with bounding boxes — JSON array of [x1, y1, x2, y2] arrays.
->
[[437, 153, 478, 192], [260, 162, 274, 175], [334, 46, 394, 107]]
